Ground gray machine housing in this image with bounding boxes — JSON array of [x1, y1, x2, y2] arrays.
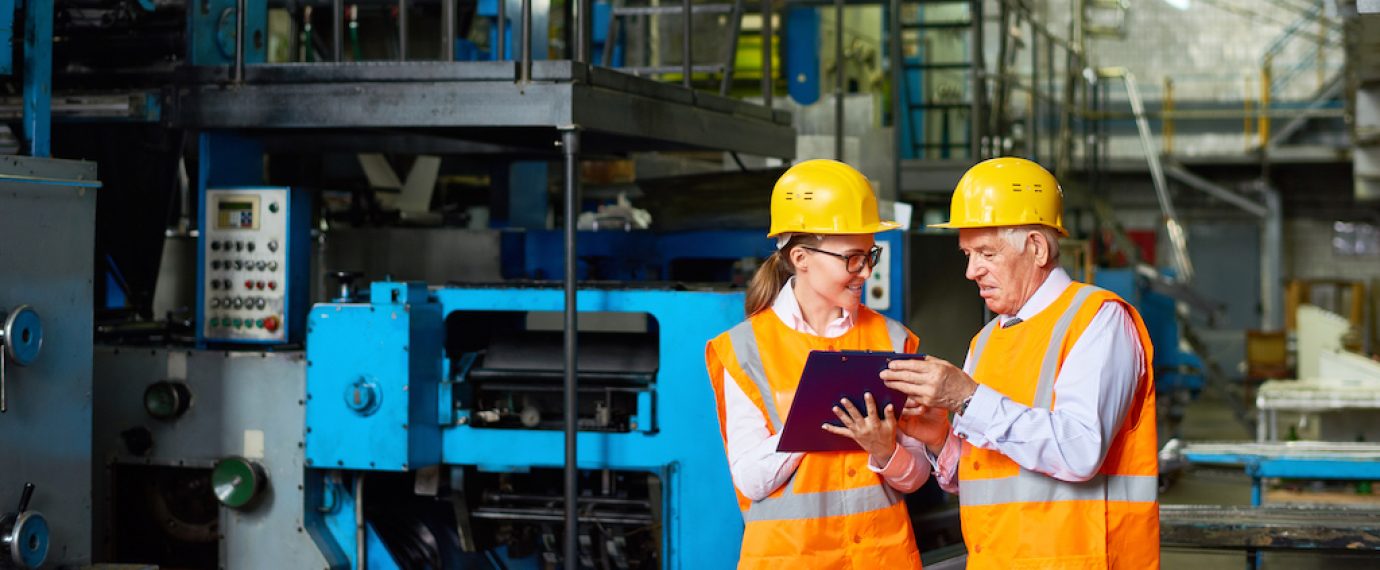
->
[[0, 156, 97, 566], [92, 347, 334, 569]]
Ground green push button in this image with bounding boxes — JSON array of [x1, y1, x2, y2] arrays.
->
[[233, 318, 243, 328], [268, 202, 280, 214], [210, 318, 219, 327], [255, 319, 264, 328], [212, 456, 266, 509]]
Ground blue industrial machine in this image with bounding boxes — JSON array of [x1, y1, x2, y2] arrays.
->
[[305, 282, 747, 567], [1096, 267, 1207, 441], [507, 229, 907, 322], [1095, 267, 1207, 396], [197, 186, 312, 346]]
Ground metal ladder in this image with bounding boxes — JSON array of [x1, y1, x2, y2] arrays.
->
[[898, 0, 984, 159]]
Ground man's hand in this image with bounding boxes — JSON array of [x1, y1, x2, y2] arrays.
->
[[880, 357, 979, 414], [820, 392, 898, 467], [896, 405, 950, 450]]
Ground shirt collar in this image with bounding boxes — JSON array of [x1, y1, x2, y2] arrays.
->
[[772, 277, 855, 337], [1004, 267, 1073, 325]]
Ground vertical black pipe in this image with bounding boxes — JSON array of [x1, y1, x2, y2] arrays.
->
[[520, 0, 532, 81], [575, 0, 591, 62], [560, 127, 581, 570], [889, 0, 901, 193], [333, 0, 344, 61], [442, 0, 456, 61], [682, 0, 692, 88], [834, 0, 844, 160], [234, 0, 246, 82], [761, 0, 772, 107], [399, 0, 409, 60], [969, 0, 983, 159]]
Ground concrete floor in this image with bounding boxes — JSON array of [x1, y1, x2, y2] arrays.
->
[[1159, 391, 1380, 568]]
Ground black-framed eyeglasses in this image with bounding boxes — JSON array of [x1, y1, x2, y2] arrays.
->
[[800, 245, 883, 274]]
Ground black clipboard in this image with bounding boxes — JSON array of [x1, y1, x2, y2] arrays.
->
[[776, 350, 926, 453]]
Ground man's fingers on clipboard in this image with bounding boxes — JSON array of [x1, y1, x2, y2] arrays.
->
[[899, 403, 933, 417], [831, 402, 857, 428]]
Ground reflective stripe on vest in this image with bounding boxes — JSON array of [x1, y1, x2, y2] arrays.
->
[[883, 317, 908, 353], [729, 321, 783, 431], [961, 285, 1155, 508], [743, 476, 904, 522], [730, 315, 909, 522]]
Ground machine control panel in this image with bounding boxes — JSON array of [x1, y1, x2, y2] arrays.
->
[[198, 187, 309, 345]]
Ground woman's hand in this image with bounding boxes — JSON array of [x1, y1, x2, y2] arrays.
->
[[821, 392, 897, 467]]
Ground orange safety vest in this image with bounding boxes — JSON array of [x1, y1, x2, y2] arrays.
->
[[705, 305, 923, 569], [959, 282, 1159, 569]]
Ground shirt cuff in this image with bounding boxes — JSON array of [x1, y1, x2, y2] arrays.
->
[[952, 384, 1002, 448], [866, 443, 915, 479]]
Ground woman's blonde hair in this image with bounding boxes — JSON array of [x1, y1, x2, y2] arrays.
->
[[744, 234, 821, 316]]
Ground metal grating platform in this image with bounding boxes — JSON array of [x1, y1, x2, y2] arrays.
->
[[168, 61, 797, 157]]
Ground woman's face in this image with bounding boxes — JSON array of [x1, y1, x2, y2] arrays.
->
[[790, 234, 877, 313]]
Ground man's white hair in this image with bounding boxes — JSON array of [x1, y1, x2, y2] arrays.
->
[[1000, 225, 1061, 265]]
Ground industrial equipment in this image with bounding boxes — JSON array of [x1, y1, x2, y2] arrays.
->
[[92, 347, 332, 568], [303, 281, 745, 568], [198, 186, 311, 345], [0, 155, 99, 568]]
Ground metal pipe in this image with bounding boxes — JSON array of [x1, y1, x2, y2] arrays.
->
[[560, 127, 581, 570], [834, 0, 844, 160], [1122, 70, 1193, 282], [1163, 78, 1175, 155], [520, 0, 531, 82], [682, 0, 692, 88], [719, 0, 745, 96], [334, 0, 344, 61], [354, 473, 366, 570], [1259, 57, 1272, 149], [442, 0, 455, 61], [575, 0, 590, 62], [234, 0, 246, 83], [761, 0, 772, 107], [889, 0, 901, 196], [1261, 183, 1283, 331], [399, 0, 409, 60], [968, 0, 983, 160], [497, 0, 506, 60]]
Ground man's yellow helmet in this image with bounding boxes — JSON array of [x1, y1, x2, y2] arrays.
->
[[929, 157, 1068, 236], [768, 159, 901, 238]]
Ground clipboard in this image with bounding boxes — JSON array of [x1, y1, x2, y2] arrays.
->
[[776, 351, 926, 453]]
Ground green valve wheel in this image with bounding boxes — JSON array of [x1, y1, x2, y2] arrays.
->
[[211, 457, 266, 509]]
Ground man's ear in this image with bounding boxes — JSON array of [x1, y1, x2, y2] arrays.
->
[[1030, 231, 1051, 266]]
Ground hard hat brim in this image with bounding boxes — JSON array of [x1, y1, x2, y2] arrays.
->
[[767, 220, 903, 238], [927, 220, 1069, 237]]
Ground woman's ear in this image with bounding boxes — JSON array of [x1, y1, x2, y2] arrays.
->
[[788, 245, 808, 273]]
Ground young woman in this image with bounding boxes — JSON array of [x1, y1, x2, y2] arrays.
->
[[706, 159, 933, 568]]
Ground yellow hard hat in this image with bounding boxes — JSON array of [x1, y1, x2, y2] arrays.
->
[[768, 159, 901, 238], [929, 157, 1067, 236]]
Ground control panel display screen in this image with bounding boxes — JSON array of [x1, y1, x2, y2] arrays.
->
[[217, 200, 258, 229]]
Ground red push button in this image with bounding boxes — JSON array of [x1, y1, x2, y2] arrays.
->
[[263, 316, 280, 332], [268, 281, 277, 291], [243, 279, 254, 290], [256, 280, 265, 290]]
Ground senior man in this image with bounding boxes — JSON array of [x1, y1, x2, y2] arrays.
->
[[884, 157, 1160, 569]]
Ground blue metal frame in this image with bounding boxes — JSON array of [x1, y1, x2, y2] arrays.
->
[[306, 284, 747, 568], [505, 228, 908, 323], [20, 0, 52, 156], [1182, 450, 1380, 507], [187, 0, 267, 66]]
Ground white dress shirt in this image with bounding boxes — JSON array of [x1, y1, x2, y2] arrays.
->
[[723, 278, 930, 502], [929, 267, 1146, 492]]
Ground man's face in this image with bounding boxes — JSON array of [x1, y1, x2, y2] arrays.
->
[[958, 228, 1038, 316]]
